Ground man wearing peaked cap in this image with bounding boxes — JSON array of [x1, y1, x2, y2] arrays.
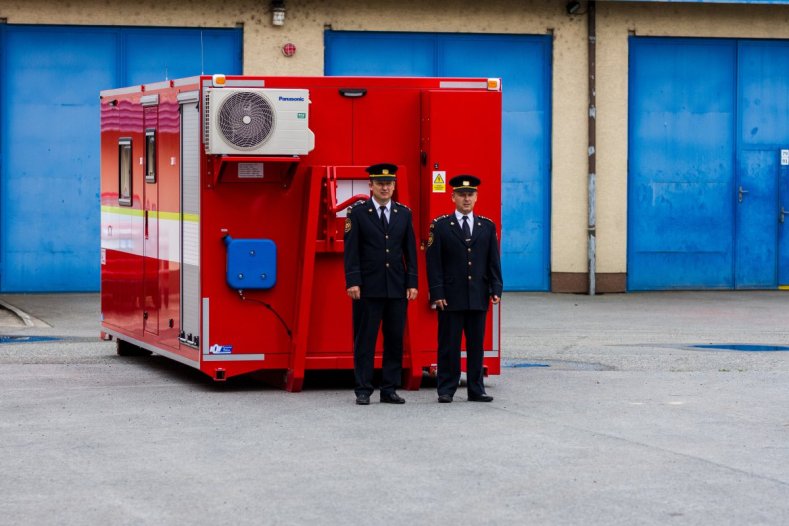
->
[[426, 174, 503, 403], [344, 162, 418, 405], [365, 162, 398, 182]]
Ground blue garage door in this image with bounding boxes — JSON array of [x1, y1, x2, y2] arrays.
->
[[0, 25, 241, 292], [325, 31, 552, 291], [628, 37, 789, 290]]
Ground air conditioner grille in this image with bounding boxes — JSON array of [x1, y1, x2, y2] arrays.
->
[[217, 91, 275, 150]]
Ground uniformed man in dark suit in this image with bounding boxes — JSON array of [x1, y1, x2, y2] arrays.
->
[[344, 163, 418, 405], [426, 175, 503, 403]]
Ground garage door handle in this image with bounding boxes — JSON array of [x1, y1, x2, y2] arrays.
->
[[738, 186, 749, 203]]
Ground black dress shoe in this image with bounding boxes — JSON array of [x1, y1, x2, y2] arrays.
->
[[356, 394, 371, 405], [380, 392, 406, 404], [438, 394, 453, 403], [468, 394, 494, 402]]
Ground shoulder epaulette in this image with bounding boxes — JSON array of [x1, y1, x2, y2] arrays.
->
[[347, 200, 366, 214], [477, 215, 495, 224], [394, 201, 411, 211], [432, 214, 450, 223]]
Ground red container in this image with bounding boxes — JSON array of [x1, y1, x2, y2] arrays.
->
[[99, 75, 502, 390]]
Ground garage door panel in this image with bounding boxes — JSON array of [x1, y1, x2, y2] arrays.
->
[[438, 35, 550, 113], [631, 182, 732, 253], [124, 29, 241, 85], [1, 28, 117, 292], [628, 252, 733, 291], [628, 37, 736, 290], [0, 24, 241, 292], [503, 111, 548, 182], [325, 34, 435, 76]]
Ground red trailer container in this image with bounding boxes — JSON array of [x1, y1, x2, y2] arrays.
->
[[99, 74, 502, 391]]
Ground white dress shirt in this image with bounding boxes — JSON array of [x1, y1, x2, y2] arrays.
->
[[455, 210, 474, 235], [372, 198, 391, 222]]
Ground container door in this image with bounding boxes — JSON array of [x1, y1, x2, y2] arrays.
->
[[143, 105, 160, 334], [179, 97, 201, 348]]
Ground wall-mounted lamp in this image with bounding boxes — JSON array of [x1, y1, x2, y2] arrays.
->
[[566, 1, 585, 15], [271, 0, 286, 26]]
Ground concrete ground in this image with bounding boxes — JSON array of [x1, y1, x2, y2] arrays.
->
[[1, 291, 788, 525]]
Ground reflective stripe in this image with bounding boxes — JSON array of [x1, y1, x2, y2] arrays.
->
[[439, 81, 487, 89], [202, 298, 209, 357], [461, 351, 499, 358], [492, 303, 500, 352], [203, 354, 266, 362]]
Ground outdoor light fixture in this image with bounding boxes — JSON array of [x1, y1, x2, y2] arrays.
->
[[566, 1, 582, 15], [271, 0, 286, 26]]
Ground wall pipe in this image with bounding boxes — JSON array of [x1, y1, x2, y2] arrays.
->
[[587, 0, 597, 295]]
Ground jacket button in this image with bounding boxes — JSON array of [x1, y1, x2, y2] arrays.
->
[[386, 249, 390, 253], [467, 248, 471, 253], [386, 263, 390, 267], [468, 276, 472, 280], [385, 235, 389, 239], [468, 262, 472, 266]]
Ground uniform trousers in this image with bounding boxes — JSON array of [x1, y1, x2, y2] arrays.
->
[[352, 297, 407, 397], [437, 309, 487, 398]]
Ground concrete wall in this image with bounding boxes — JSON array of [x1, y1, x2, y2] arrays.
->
[[4, 0, 789, 292]]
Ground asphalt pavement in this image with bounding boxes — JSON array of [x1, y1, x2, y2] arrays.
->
[[1, 291, 788, 525]]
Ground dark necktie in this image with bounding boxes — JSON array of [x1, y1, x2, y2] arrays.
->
[[462, 215, 471, 240], [380, 206, 388, 230]]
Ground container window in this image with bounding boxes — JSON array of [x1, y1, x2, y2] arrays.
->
[[145, 129, 156, 183], [118, 138, 132, 206]]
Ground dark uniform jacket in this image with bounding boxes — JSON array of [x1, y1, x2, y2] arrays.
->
[[426, 214, 503, 311], [344, 199, 418, 298]]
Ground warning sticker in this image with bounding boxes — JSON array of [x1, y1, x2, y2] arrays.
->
[[432, 171, 446, 193], [782, 149, 789, 166]]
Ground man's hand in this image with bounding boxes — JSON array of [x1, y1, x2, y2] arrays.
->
[[406, 288, 418, 301], [491, 295, 501, 304], [433, 299, 448, 310], [347, 286, 360, 300]]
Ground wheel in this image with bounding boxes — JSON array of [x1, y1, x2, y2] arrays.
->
[[116, 339, 152, 357]]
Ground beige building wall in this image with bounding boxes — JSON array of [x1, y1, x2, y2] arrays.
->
[[4, 1, 789, 291]]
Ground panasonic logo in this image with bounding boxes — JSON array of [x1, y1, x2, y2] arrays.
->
[[278, 96, 305, 102]]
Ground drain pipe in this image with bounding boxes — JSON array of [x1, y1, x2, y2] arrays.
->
[[587, 0, 597, 295]]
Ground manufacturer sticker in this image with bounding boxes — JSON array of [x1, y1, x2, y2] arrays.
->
[[209, 344, 233, 354], [297, 112, 306, 119], [781, 149, 789, 166], [432, 171, 446, 193], [238, 163, 264, 179]]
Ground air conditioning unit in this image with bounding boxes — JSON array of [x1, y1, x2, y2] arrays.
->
[[203, 88, 315, 155]]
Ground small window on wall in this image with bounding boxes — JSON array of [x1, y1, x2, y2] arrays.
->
[[118, 138, 132, 206], [145, 129, 156, 183]]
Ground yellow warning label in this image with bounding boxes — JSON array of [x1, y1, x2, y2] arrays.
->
[[432, 171, 446, 193]]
